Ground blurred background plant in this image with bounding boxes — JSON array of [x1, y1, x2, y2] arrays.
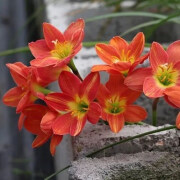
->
[[83, 0, 180, 42]]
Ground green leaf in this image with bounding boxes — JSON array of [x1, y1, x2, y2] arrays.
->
[[120, 20, 160, 37], [85, 11, 180, 24], [0, 46, 29, 57], [145, 11, 180, 40]]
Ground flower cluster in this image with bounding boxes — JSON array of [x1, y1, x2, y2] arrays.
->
[[3, 18, 180, 155]]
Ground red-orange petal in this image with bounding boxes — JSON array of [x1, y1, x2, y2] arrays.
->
[[109, 36, 128, 52], [52, 112, 73, 135], [79, 72, 100, 101], [50, 135, 63, 156], [32, 133, 50, 148], [59, 71, 81, 95], [71, 29, 84, 50], [143, 76, 165, 98], [106, 74, 125, 94], [45, 93, 73, 111], [107, 113, 124, 133], [34, 65, 69, 86], [18, 113, 25, 131], [176, 112, 180, 129], [111, 61, 131, 72], [23, 104, 48, 134], [70, 115, 87, 136], [124, 67, 152, 92], [30, 57, 60, 67], [122, 89, 142, 105], [124, 105, 147, 122], [7, 62, 28, 86], [43, 23, 65, 49], [16, 92, 35, 113], [87, 102, 101, 124], [64, 19, 85, 41], [3, 87, 24, 107], [129, 52, 149, 72], [29, 39, 50, 59], [150, 42, 168, 72], [167, 40, 180, 63], [95, 44, 120, 64], [164, 86, 180, 108], [164, 95, 179, 108], [96, 84, 111, 107], [128, 32, 145, 59], [91, 64, 120, 74], [41, 111, 58, 135]]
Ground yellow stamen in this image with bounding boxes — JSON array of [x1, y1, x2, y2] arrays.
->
[[51, 40, 73, 60], [155, 63, 178, 87], [68, 95, 89, 118], [105, 96, 126, 114]]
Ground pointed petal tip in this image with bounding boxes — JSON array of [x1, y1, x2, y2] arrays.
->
[[43, 22, 50, 26], [76, 18, 85, 25], [136, 32, 145, 39]]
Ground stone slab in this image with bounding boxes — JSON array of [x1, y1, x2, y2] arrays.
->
[[69, 151, 180, 180], [72, 123, 180, 159]]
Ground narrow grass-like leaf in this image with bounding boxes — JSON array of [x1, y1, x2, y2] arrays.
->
[[0, 47, 29, 57], [85, 11, 180, 24], [145, 11, 180, 40], [0, 41, 153, 57], [120, 20, 160, 37]]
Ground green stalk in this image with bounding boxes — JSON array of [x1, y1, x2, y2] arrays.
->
[[0, 46, 29, 57], [68, 59, 83, 81], [44, 125, 176, 180], [152, 98, 159, 126], [0, 42, 155, 58], [36, 85, 53, 95], [44, 165, 71, 180]]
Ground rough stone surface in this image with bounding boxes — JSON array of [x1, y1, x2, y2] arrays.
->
[[72, 123, 180, 159], [69, 151, 180, 180]]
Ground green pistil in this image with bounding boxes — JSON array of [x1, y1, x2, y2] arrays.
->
[[157, 73, 173, 86], [78, 101, 88, 113], [156, 63, 177, 87], [109, 102, 121, 114]]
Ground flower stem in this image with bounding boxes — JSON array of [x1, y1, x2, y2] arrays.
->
[[68, 59, 83, 81], [44, 125, 176, 180], [152, 98, 159, 126], [36, 85, 53, 95], [44, 165, 71, 180]]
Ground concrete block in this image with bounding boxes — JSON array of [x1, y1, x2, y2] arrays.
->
[[69, 151, 180, 180], [72, 123, 180, 159]]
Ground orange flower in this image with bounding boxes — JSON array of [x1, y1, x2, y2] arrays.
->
[[3, 62, 39, 113], [3, 61, 67, 115], [22, 104, 63, 155], [176, 112, 180, 129], [42, 71, 101, 136], [97, 75, 147, 133], [92, 32, 148, 76], [125, 41, 180, 108], [29, 19, 84, 67], [145, 42, 180, 107]]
